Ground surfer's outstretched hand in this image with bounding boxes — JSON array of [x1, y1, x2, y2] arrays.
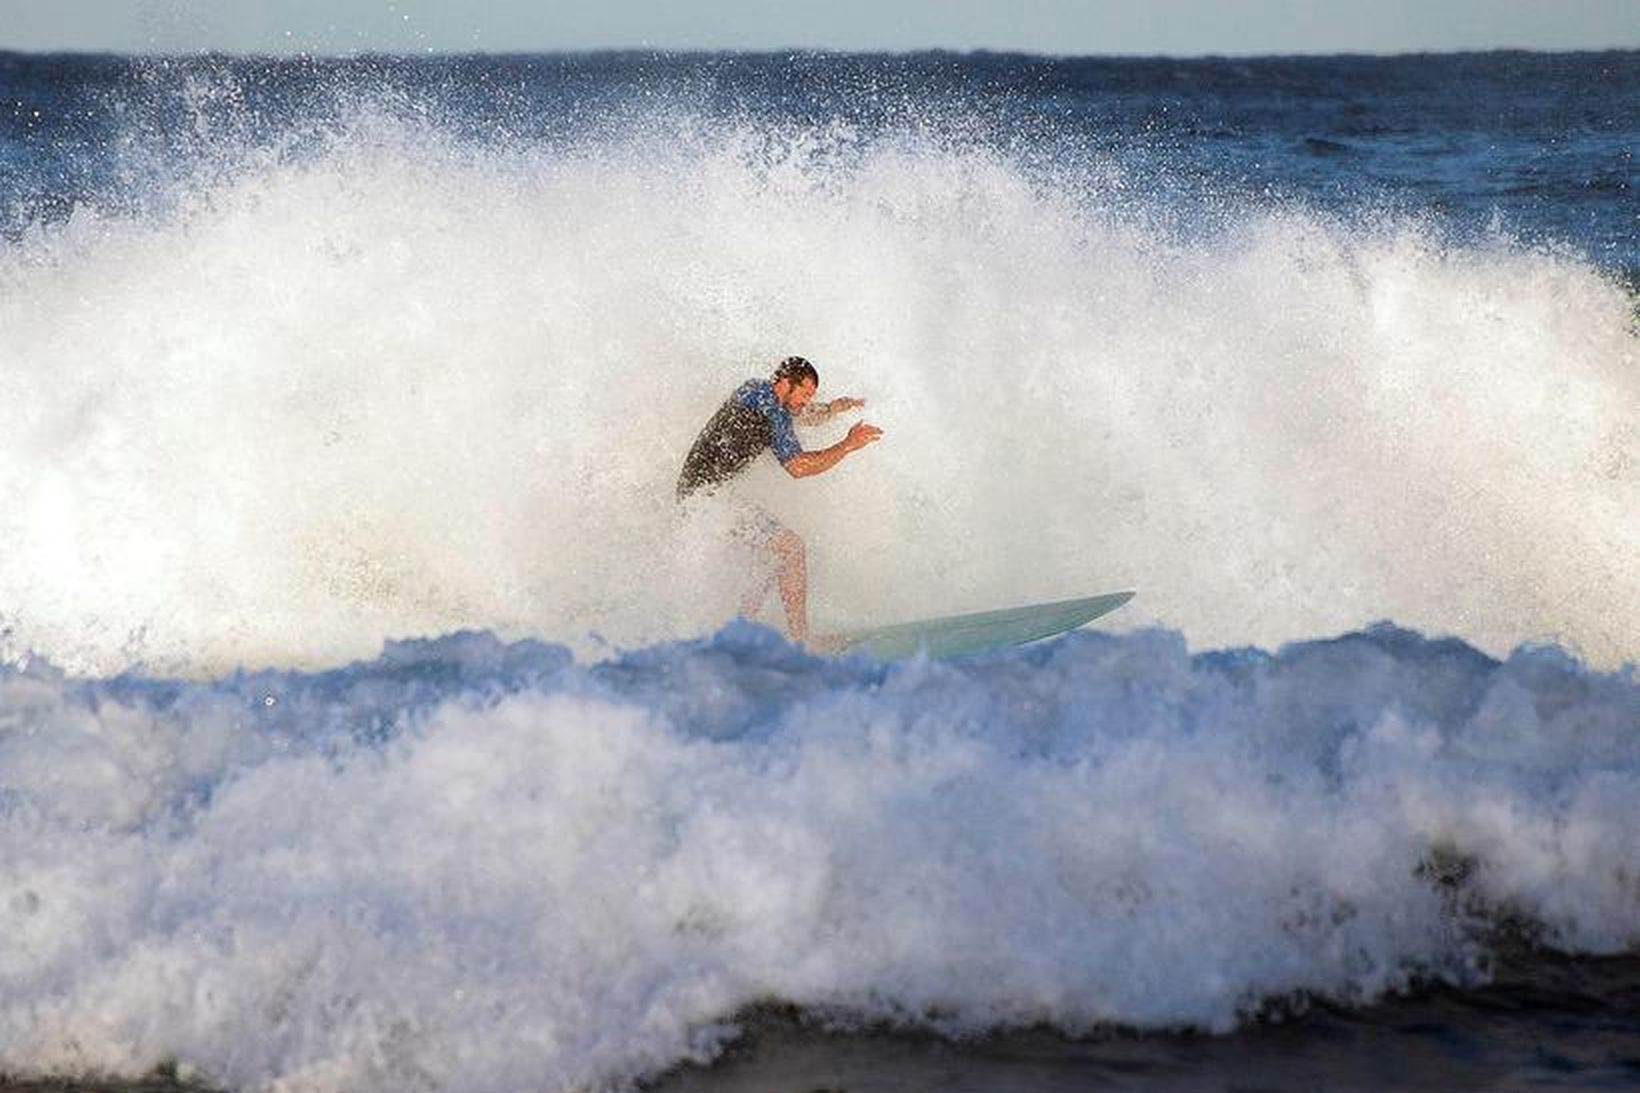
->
[[844, 421, 883, 450], [828, 396, 866, 413]]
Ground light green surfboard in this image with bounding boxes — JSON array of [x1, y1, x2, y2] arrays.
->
[[838, 591, 1135, 660]]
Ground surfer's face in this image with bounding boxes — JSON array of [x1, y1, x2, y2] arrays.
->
[[775, 377, 818, 413]]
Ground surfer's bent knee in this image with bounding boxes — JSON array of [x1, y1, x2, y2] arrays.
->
[[771, 528, 804, 560]]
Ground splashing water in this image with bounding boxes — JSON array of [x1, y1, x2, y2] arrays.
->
[[1, 98, 1633, 672]]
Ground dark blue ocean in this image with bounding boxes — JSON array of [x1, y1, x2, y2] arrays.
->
[[5, 51, 1638, 270], [0, 51, 1636, 1093]]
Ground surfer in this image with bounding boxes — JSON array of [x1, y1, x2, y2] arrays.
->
[[677, 356, 882, 645]]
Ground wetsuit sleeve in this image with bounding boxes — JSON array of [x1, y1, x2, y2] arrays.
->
[[738, 380, 802, 464], [767, 409, 802, 464], [731, 380, 803, 465]]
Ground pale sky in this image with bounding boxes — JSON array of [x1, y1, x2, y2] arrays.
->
[[1, 0, 1636, 55]]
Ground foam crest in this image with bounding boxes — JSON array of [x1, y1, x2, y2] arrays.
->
[[0, 110, 1634, 672], [0, 627, 1635, 1091]]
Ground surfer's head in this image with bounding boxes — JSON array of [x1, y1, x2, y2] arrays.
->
[[772, 356, 819, 412]]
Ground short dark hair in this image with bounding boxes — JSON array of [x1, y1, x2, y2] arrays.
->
[[772, 356, 819, 388]]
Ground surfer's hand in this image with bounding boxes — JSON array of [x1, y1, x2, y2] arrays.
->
[[844, 421, 883, 450], [828, 396, 866, 414]]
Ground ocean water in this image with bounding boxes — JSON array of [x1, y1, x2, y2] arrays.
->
[[0, 49, 1636, 1093]]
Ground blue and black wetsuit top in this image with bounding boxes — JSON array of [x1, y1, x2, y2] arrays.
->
[[677, 379, 802, 498]]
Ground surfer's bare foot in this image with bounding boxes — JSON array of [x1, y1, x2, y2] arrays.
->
[[800, 632, 848, 654]]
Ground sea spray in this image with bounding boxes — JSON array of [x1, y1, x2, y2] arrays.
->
[[1, 104, 1634, 672]]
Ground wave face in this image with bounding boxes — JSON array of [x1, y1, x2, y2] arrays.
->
[[0, 625, 1635, 1091], [0, 55, 1636, 673]]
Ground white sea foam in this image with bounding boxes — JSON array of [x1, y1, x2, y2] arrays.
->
[[0, 627, 1634, 1091], [0, 112, 1634, 673]]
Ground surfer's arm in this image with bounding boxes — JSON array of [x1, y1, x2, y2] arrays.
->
[[795, 396, 866, 428], [782, 444, 851, 478], [782, 420, 882, 477]]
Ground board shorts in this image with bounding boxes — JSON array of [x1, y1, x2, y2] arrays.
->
[[726, 497, 785, 548], [680, 485, 788, 551]]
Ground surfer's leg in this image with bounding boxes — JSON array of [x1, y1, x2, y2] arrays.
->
[[738, 566, 777, 618], [728, 500, 790, 625], [770, 527, 810, 642], [725, 502, 830, 647], [758, 517, 840, 650]]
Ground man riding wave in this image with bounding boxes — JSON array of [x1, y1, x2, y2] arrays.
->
[[677, 356, 882, 645]]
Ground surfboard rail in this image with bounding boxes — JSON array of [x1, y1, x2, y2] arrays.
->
[[837, 590, 1135, 660]]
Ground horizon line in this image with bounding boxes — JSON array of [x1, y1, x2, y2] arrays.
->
[[2, 43, 1636, 62]]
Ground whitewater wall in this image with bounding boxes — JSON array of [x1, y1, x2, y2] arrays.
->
[[0, 97, 1635, 673]]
